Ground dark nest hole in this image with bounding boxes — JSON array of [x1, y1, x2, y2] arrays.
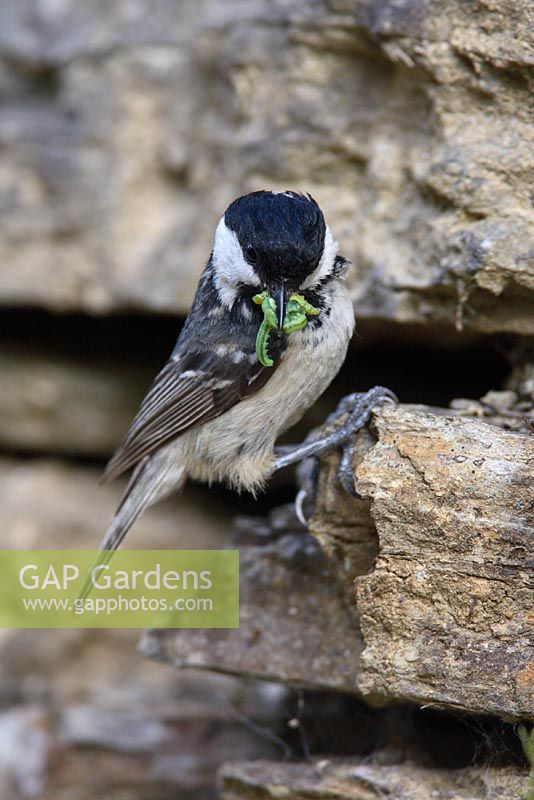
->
[[280, 691, 528, 769]]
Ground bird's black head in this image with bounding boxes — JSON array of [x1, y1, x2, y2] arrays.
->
[[211, 190, 344, 324], [224, 190, 327, 291]]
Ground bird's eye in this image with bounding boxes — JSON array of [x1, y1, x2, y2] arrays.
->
[[245, 244, 258, 264]]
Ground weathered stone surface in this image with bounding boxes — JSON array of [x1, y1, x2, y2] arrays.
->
[[0, 707, 49, 800], [354, 406, 534, 719], [0, 456, 282, 798], [141, 506, 363, 691], [219, 759, 528, 800], [0, 346, 151, 457], [0, 455, 230, 551], [311, 401, 534, 717], [0, 1, 531, 332], [0, 660, 283, 800], [309, 427, 377, 592]]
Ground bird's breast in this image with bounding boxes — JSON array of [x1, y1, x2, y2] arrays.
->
[[174, 281, 354, 492]]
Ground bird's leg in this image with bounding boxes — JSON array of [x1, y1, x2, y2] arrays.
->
[[274, 386, 398, 470], [274, 386, 398, 523]]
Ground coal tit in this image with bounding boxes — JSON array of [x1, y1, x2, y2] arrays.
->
[[98, 190, 393, 555]]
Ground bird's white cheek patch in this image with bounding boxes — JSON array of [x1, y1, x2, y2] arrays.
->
[[212, 218, 260, 308]]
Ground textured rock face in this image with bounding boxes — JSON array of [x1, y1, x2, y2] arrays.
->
[[0, 455, 230, 550], [219, 760, 528, 800], [0, 345, 151, 457], [0, 457, 280, 799], [355, 406, 534, 719], [0, 0, 531, 331], [141, 506, 365, 692]]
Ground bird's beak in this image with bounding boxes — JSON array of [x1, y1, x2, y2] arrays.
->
[[276, 283, 286, 330]]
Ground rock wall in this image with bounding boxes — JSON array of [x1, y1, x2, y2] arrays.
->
[[0, 0, 532, 330], [0, 1, 532, 798]]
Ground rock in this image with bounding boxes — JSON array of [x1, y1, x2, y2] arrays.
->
[[0, 1, 531, 332], [354, 406, 534, 719], [219, 759, 528, 800], [0, 456, 230, 551], [140, 505, 363, 692], [0, 455, 284, 798], [479, 389, 518, 412], [49, 683, 283, 797], [506, 361, 534, 406], [310, 427, 378, 595], [0, 345, 151, 458], [0, 682, 283, 800], [0, 707, 50, 800], [59, 706, 172, 754], [449, 388, 534, 433]]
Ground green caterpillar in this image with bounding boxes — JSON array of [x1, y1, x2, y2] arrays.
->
[[252, 291, 320, 367]]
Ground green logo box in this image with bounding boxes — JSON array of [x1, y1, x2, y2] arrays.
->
[[0, 550, 239, 629]]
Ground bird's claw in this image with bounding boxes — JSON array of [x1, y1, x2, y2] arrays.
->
[[329, 386, 398, 496], [294, 456, 319, 525], [338, 440, 357, 496]]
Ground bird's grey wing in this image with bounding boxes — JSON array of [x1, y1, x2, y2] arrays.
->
[[102, 349, 276, 482]]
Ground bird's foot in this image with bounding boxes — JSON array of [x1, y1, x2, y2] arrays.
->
[[274, 386, 398, 523]]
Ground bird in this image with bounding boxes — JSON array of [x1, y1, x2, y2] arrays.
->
[[97, 190, 396, 557]]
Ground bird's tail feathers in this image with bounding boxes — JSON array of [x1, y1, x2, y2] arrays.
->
[[79, 460, 186, 601]]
